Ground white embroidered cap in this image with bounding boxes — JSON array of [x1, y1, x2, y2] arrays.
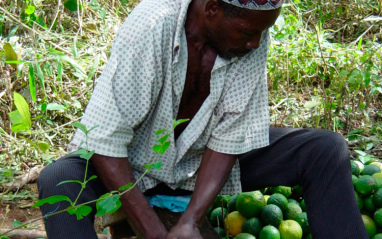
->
[[221, 0, 283, 11]]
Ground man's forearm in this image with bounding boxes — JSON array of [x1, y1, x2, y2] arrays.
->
[[179, 147, 237, 225], [91, 154, 167, 239]]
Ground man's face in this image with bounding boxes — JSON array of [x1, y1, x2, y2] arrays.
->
[[206, 8, 281, 59]]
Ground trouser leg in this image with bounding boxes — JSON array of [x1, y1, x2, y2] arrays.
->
[[239, 127, 368, 239], [37, 155, 107, 239]]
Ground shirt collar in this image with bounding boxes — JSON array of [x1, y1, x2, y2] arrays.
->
[[173, 0, 192, 64]]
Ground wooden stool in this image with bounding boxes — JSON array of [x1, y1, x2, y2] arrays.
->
[[102, 207, 221, 239]]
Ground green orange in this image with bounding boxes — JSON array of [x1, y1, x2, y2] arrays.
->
[[278, 220, 303, 239], [236, 191, 266, 218], [362, 214, 377, 237]]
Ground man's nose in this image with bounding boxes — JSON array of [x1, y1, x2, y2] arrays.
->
[[245, 35, 261, 50]]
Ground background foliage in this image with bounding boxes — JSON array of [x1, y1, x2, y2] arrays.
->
[[0, 0, 381, 225]]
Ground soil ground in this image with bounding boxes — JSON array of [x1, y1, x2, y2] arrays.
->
[[0, 183, 105, 239]]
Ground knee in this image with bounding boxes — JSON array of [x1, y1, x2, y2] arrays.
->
[[37, 162, 63, 195], [299, 130, 351, 185], [308, 129, 350, 167], [299, 129, 349, 170], [37, 159, 82, 196]]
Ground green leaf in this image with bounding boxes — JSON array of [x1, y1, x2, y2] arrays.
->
[[28, 64, 36, 103], [72, 100, 82, 109], [354, 150, 366, 156], [34, 195, 72, 207], [25, 5, 36, 15], [0, 14, 4, 35], [304, 101, 321, 109], [56, 179, 83, 186], [69, 148, 88, 157], [118, 182, 132, 191], [80, 150, 95, 160], [143, 164, 152, 170], [87, 55, 99, 82], [173, 118, 189, 128], [9, 110, 30, 132], [339, 70, 349, 77], [68, 205, 92, 220], [159, 141, 171, 154], [41, 153, 54, 163], [7, 26, 19, 41], [3, 43, 18, 69], [36, 16, 48, 29], [20, 136, 39, 150], [64, 0, 82, 11], [72, 38, 78, 58], [151, 161, 162, 170], [38, 141, 50, 153], [11, 122, 30, 133], [358, 155, 372, 164], [155, 129, 166, 135], [41, 102, 47, 112], [16, 61, 28, 79], [57, 57, 62, 81], [35, 62, 46, 97], [11, 220, 23, 228], [9, 110, 24, 125], [143, 161, 162, 171], [60, 55, 86, 76], [365, 143, 374, 151], [13, 92, 31, 128], [157, 134, 169, 144], [96, 193, 121, 216], [46, 102, 66, 111], [88, 125, 99, 133], [9, 110, 23, 124], [5, 60, 24, 64], [72, 122, 88, 134], [49, 48, 65, 56], [100, 8, 106, 21], [86, 175, 97, 182], [152, 144, 161, 153], [357, 36, 363, 51]]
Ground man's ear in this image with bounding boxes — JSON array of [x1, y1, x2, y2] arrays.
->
[[204, 0, 221, 18]]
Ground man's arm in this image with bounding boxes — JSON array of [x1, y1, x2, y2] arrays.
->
[[91, 154, 167, 239], [166, 147, 237, 239]]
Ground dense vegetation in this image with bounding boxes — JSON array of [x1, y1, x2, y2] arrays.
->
[[0, 0, 381, 236]]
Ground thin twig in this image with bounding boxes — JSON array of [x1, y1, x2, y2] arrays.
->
[[48, 0, 62, 32], [314, 25, 331, 128], [350, 24, 375, 45]]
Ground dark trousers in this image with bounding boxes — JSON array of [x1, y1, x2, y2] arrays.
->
[[37, 128, 368, 238]]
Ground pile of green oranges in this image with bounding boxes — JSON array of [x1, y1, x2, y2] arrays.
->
[[352, 160, 382, 238], [207, 160, 382, 239]]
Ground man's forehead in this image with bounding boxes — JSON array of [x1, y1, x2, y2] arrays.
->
[[221, 0, 283, 11]]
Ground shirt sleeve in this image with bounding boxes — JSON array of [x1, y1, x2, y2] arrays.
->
[[69, 42, 155, 158], [207, 31, 271, 155]]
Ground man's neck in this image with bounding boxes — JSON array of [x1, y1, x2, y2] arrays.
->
[[185, 0, 209, 53]]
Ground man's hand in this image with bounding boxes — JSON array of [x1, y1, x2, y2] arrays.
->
[[91, 154, 167, 239], [166, 147, 237, 238], [166, 221, 202, 239]]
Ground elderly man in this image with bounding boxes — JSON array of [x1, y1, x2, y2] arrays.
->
[[38, 0, 368, 238]]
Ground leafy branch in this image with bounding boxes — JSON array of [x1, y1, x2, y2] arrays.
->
[[0, 118, 189, 238]]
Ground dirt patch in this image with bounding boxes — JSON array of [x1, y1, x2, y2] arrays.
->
[[0, 184, 106, 239], [0, 203, 45, 238]]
